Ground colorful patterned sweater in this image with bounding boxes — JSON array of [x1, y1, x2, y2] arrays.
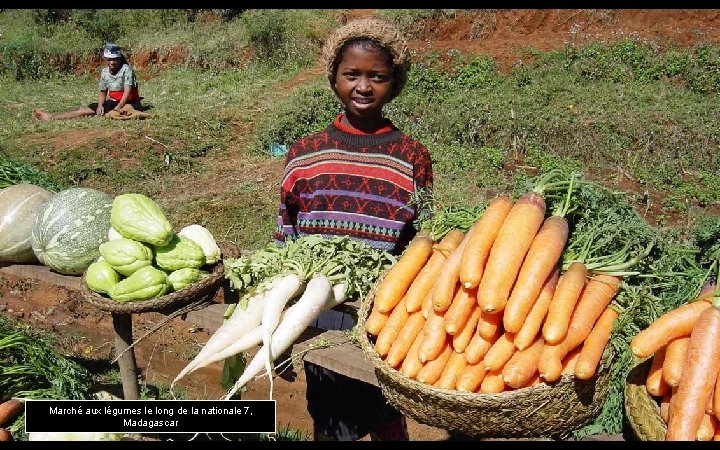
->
[[275, 114, 433, 254]]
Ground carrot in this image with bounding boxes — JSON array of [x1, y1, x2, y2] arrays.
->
[[458, 195, 513, 289], [561, 346, 583, 375], [477, 191, 546, 313], [574, 307, 619, 380], [631, 299, 714, 359], [539, 274, 621, 382], [405, 229, 465, 313], [444, 286, 478, 335], [418, 306, 449, 363], [436, 351, 469, 390], [0, 400, 22, 427], [421, 289, 433, 319], [431, 228, 474, 313], [697, 414, 716, 441], [483, 332, 516, 372], [375, 297, 410, 357], [662, 336, 691, 387], [502, 335, 544, 389], [715, 367, 720, 421], [503, 216, 569, 333], [374, 233, 434, 313], [400, 329, 426, 379], [456, 362, 487, 392], [465, 329, 499, 365], [708, 382, 715, 416], [0, 428, 11, 442], [514, 268, 559, 350], [542, 262, 588, 344], [385, 311, 426, 369], [480, 368, 506, 394], [660, 392, 673, 423], [646, 346, 671, 397], [365, 305, 391, 336], [667, 305, 720, 441], [477, 310, 502, 340], [416, 338, 453, 385], [452, 304, 482, 353]]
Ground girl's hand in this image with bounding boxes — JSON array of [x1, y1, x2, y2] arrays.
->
[[96, 105, 104, 116]]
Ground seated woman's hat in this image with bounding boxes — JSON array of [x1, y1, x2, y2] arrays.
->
[[103, 44, 123, 59]]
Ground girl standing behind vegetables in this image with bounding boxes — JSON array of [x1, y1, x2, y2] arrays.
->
[[274, 18, 433, 441]]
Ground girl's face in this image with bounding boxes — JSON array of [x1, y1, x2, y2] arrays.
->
[[333, 43, 394, 123], [106, 57, 121, 73]]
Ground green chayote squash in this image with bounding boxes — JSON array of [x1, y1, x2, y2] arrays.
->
[[110, 265, 170, 302], [110, 193, 173, 246], [98, 238, 153, 276], [154, 234, 206, 271], [167, 267, 209, 292], [85, 259, 120, 295]]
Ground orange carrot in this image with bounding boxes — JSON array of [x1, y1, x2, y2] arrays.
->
[[374, 233, 434, 313], [465, 330, 498, 365], [631, 298, 715, 359], [436, 351, 469, 390], [400, 329, 426, 379], [421, 289, 433, 319], [662, 335, 691, 388], [542, 262, 588, 344], [416, 338, 453, 385], [483, 332, 516, 372], [365, 305, 390, 336], [561, 346, 582, 375], [539, 274, 621, 382], [708, 382, 715, 416], [458, 196, 513, 289], [646, 346, 671, 397], [574, 307, 619, 380], [715, 367, 720, 422], [697, 413, 716, 441], [667, 305, 720, 441], [444, 286, 478, 335], [385, 311, 426, 369], [660, 392, 672, 424], [477, 310, 502, 340], [514, 268, 559, 350], [480, 368, 506, 394], [503, 216, 569, 333], [432, 228, 474, 313], [456, 362, 487, 393], [418, 306, 449, 363], [375, 297, 409, 357], [477, 191, 546, 313], [405, 229, 465, 313], [452, 304, 482, 353], [502, 334, 544, 389]]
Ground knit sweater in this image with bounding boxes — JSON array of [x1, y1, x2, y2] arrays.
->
[[275, 114, 433, 254]]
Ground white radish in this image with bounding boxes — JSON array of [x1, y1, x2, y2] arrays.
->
[[260, 274, 304, 382], [193, 281, 350, 370], [171, 277, 279, 387], [224, 274, 333, 399]]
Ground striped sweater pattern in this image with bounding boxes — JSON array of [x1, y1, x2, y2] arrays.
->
[[275, 116, 433, 253]]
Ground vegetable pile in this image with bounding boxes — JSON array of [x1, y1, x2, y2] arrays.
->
[[85, 193, 221, 302], [172, 234, 395, 399]]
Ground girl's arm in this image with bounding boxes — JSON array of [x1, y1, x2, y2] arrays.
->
[[96, 90, 108, 115], [114, 84, 132, 111]]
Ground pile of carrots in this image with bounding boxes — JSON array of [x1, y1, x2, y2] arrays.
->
[[365, 183, 623, 394], [632, 278, 720, 441]]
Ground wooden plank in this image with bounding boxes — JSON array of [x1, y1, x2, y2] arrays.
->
[[0, 263, 82, 290]]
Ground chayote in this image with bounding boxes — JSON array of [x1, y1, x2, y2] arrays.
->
[[178, 224, 221, 265], [167, 267, 209, 292], [110, 265, 170, 302], [85, 259, 120, 295], [154, 234, 206, 271], [110, 193, 173, 246], [98, 238, 153, 276]]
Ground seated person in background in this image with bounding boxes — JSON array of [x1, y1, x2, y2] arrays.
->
[[33, 43, 143, 121]]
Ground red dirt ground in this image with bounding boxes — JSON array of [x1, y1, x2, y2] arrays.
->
[[7, 9, 720, 441]]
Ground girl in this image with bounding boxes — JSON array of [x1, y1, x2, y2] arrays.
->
[[32, 43, 143, 121], [275, 18, 433, 441]]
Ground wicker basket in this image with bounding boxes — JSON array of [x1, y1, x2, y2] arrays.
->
[[624, 358, 666, 441], [357, 288, 612, 439], [79, 242, 238, 314]]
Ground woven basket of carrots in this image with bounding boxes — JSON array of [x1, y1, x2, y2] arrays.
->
[[357, 172, 633, 439], [624, 276, 720, 441]]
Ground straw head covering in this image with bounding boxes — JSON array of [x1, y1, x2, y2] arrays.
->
[[103, 43, 122, 59], [322, 18, 410, 101]]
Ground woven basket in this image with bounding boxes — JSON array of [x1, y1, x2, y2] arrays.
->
[[624, 358, 666, 441], [357, 287, 612, 439], [79, 242, 238, 314]]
